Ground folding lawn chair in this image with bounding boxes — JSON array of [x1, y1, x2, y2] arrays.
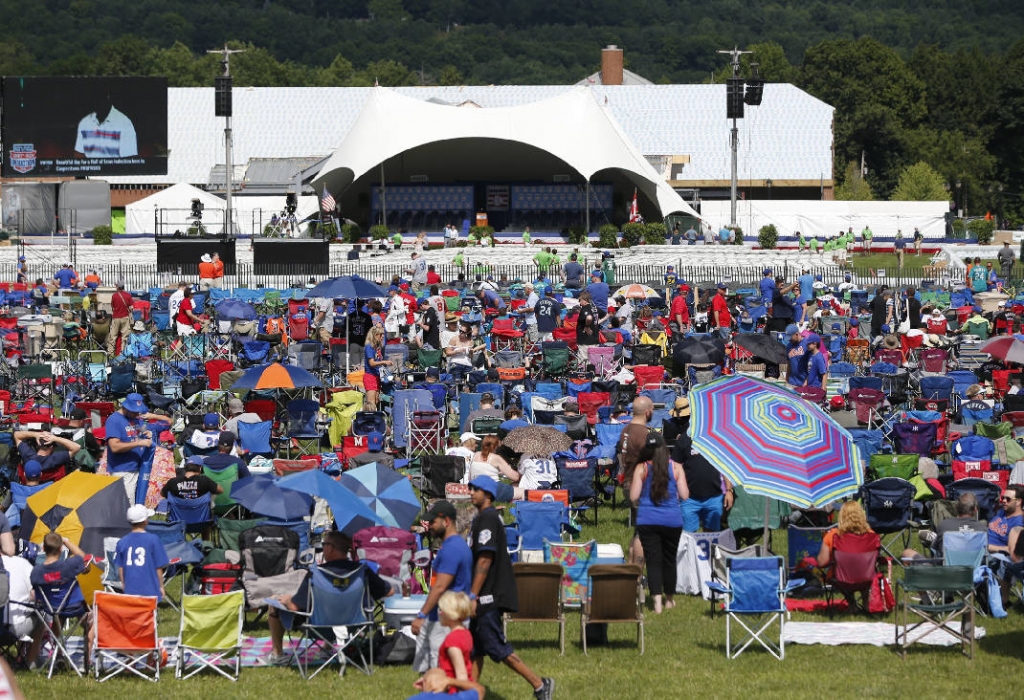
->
[[581, 564, 644, 655], [510, 500, 567, 560], [705, 556, 804, 660], [176, 590, 246, 681], [92, 591, 161, 682], [861, 477, 917, 564], [825, 531, 881, 617], [895, 564, 975, 658], [544, 539, 597, 610], [32, 571, 91, 677], [503, 563, 565, 654]]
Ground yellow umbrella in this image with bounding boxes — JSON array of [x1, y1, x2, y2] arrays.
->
[[22, 472, 132, 556]]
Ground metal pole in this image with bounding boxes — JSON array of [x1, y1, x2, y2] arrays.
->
[[730, 119, 738, 227], [225, 114, 233, 236], [585, 180, 590, 235], [380, 162, 387, 229]]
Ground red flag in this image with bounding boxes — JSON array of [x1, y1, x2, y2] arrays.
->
[[628, 189, 642, 223]]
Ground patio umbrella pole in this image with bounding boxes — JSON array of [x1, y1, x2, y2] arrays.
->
[[763, 499, 770, 550]]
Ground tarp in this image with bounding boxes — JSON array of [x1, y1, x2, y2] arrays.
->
[[313, 86, 700, 220], [699, 199, 949, 240], [59, 180, 111, 234], [125, 182, 224, 235], [1, 182, 57, 235]]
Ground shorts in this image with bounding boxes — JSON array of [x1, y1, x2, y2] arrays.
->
[[470, 607, 514, 662], [363, 373, 381, 391], [412, 618, 448, 672]]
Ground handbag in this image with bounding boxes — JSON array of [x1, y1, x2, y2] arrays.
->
[[868, 568, 895, 613], [897, 299, 911, 334]]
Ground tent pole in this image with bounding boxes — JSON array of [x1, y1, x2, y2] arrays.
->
[[585, 180, 590, 235], [380, 162, 387, 229]]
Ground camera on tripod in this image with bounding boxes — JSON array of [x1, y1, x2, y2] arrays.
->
[[285, 193, 297, 216], [190, 198, 204, 220]]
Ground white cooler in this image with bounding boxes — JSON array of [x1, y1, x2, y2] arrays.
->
[[595, 543, 625, 565], [383, 594, 428, 630]]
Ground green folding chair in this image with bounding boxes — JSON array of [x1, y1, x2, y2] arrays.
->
[[176, 590, 246, 680]]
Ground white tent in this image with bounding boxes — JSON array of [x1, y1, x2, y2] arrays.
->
[[125, 183, 223, 235], [699, 200, 950, 240], [313, 86, 700, 220], [231, 195, 320, 236]]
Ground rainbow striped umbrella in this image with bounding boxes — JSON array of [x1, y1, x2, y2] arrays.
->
[[232, 362, 323, 390], [689, 374, 862, 538]]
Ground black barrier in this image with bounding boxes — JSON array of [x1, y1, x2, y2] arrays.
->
[[155, 238, 237, 274], [252, 239, 329, 275]]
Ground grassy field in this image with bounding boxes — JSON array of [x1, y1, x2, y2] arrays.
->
[[15, 501, 1024, 699]]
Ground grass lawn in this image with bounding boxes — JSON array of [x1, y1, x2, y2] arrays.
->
[[15, 501, 1024, 699], [853, 252, 929, 272]]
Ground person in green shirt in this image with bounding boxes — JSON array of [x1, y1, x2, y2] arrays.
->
[[452, 250, 464, 269], [391, 231, 403, 249], [549, 248, 561, 268], [809, 237, 819, 254], [533, 248, 551, 275], [797, 231, 807, 251], [862, 226, 873, 254], [522, 226, 531, 246]]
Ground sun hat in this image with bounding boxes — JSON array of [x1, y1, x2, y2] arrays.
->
[[121, 393, 147, 414]]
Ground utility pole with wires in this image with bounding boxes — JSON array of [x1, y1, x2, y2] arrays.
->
[[208, 45, 245, 237]]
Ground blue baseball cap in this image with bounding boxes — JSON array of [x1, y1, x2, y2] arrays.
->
[[785, 324, 800, 336], [121, 393, 147, 414], [468, 475, 500, 500], [763, 268, 772, 275], [186, 455, 205, 469], [717, 283, 727, 290], [24, 459, 42, 479]]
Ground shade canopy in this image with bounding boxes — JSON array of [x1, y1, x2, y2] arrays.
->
[[313, 87, 701, 220]]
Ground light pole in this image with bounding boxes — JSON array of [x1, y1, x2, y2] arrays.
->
[[717, 48, 762, 228], [208, 45, 245, 236]]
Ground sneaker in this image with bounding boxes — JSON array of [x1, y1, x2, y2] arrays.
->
[[265, 652, 290, 667], [534, 677, 555, 700]]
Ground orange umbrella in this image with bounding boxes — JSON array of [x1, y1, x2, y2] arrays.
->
[[232, 362, 323, 390]]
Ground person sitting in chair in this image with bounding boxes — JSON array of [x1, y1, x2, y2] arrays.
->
[[265, 530, 392, 666], [464, 393, 504, 427]]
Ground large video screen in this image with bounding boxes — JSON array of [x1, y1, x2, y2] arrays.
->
[[1, 76, 168, 177]]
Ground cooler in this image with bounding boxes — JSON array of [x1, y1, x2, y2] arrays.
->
[[595, 543, 625, 565], [383, 593, 428, 630]]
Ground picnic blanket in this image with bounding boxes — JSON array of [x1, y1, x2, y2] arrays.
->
[[783, 621, 985, 647]]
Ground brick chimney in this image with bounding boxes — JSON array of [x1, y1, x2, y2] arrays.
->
[[601, 45, 624, 86]]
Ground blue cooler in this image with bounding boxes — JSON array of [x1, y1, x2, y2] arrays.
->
[[383, 594, 428, 630]]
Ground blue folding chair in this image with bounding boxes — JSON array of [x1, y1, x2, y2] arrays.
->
[[273, 564, 375, 679], [285, 399, 326, 457], [32, 573, 90, 677], [861, 477, 916, 564], [947, 478, 1001, 523], [511, 501, 568, 556], [167, 493, 214, 535], [705, 556, 804, 659], [237, 420, 274, 457], [919, 375, 954, 401]]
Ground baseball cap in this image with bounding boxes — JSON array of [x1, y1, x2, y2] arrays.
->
[[227, 397, 245, 415], [69, 407, 88, 421], [423, 500, 457, 522], [367, 431, 385, 451], [203, 412, 220, 428], [185, 455, 205, 470], [399, 283, 409, 291], [127, 504, 155, 524], [717, 283, 727, 290], [23, 459, 42, 480], [218, 432, 236, 448], [468, 475, 499, 500], [460, 431, 480, 443], [785, 324, 800, 336], [426, 367, 440, 379], [763, 268, 772, 275]]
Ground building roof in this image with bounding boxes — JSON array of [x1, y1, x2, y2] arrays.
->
[[106, 83, 833, 188]]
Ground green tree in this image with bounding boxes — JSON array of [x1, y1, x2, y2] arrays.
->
[[92, 35, 156, 76], [315, 54, 357, 85], [834, 161, 874, 201], [368, 0, 408, 21], [800, 38, 926, 198], [357, 59, 417, 86], [438, 64, 464, 86], [0, 41, 35, 75], [891, 162, 950, 202]]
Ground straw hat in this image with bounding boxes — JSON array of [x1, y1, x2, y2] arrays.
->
[[672, 396, 691, 418]]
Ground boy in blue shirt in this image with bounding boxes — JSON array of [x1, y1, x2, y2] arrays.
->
[[114, 504, 170, 600]]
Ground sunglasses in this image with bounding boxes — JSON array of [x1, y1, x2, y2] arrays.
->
[[1001, 496, 1017, 502]]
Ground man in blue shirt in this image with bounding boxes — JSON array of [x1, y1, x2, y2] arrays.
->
[[53, 262, 78, 289], [475, 288, 505, 312], [104, 393, 153, 505], [759, 268, 776, 308], [785, 325, 811, 387], [797, 267, 815, 303], [805, 339, 828, 388], [412, 500, 474, 673], [718, 225, 731, 244], [115, 504, 170, 600], [562, 254, 585, 289], [586, 273, 610, 314]]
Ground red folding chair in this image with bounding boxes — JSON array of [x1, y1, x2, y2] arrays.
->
[[491, 318, 525, 353], [992, 370, 1021, 399], [288, 298, 309, 316], [75, 401, 116, 429], [873, 348, 904, 366], [131, 299, 151, 321], [244, 399, 277, 421], [633, 364, 666, 390], [917, 348, 948, 374], [577, 391, 611, 425], [1001, 411, 1024, 428], [288, 314, 309, 342], [551, 326, 579, 353], [204, 359, 235, 390], [847, 388, 886, 426], [794, 385, 827, 409], [341, 434, 369, 468]]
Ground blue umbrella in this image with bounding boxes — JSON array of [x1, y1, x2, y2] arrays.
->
[[231, 362, 323, 390], [276, 469, 384, 535], [340, 462, 421, 530], [307, 275, 387, 300], [230, 475, 313, 521], [215, 298, 257, 321]]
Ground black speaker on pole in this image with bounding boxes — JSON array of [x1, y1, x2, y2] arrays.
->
[[215, 76, 233, 117], [726, 77, 745, 119], [744, 77, 764, 106]]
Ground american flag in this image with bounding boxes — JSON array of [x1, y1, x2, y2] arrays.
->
[[628, 188, 643, 223], [321, 187, 336, 213]]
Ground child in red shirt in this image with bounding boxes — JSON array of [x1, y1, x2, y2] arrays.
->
[[436, 591, 474, 687]]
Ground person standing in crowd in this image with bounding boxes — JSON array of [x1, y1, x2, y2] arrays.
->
[[805, 338, 828, 389], [16, 255, 27, 284], [198, 253, 216, 290], [669, 285, 690, 335], [904, 287, 924, 330], [412, 500, 474, 675], [710, 283, 732, 334], [759, 268, 776, 310], [104, 393, 153, 504], [521, 283, 540, 343], [211, 252, 225, 288], [363, 326, 393, 410], [767, 276, 798, 334], [562, 253, 584, 290], [670, 403, 733, 532], [999, 241, 1016, 281], [115, 504, 170, 601], [108, 280, 134, 357], [586, 272, 610, 315], [54, 262, 78, 290], [419, 298, 442, 350], [574, 290, 602, 347], [894, 230, 906, 269], [175, 286, 202, 335], [168, 281, 187, 323], [535, 287, 562, 342], [467, 475, 554, 700], [407, 252, 429, 293], [630, 433, 687, 614], [913, 227, 924, 257]]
